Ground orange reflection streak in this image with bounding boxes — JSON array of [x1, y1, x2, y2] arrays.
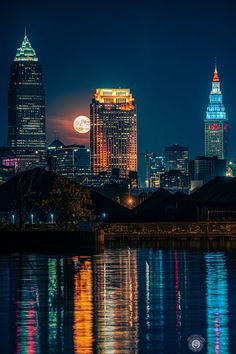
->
[[103, 249, 138, 353], [73, 258, 93, 354]]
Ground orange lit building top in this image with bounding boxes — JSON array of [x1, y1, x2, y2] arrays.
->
[[212, 65, 220, 82], [94, 89, 134, 109]]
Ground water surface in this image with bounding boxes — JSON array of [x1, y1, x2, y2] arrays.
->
[[0, 242, 236, 353]]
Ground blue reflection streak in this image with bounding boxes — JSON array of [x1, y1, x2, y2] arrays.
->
[[145, 250, 165, 352], [205, 252, 229, 354]]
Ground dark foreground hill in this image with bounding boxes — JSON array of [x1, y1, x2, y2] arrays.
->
[[0, 168, 131, 223], [133, 176, 236, 221], [132, 188, 176, 221], [0, 169, 235, 224], [189, 176, 236, 206]]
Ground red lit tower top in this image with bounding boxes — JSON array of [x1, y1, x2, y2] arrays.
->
[[212, 65, 220, 82]]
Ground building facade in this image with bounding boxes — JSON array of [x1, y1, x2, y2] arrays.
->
[[189, 155, 226, 183], [8, 33, 46, 165], [165, 144, 189, 173], [47, 140, 91, 178], [90, 88, 137, 178], [160, 170, 189, 191], [204, 65, 228, 159], [145, 152, 165, 189]]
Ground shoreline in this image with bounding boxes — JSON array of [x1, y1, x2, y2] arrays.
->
[[104, 221, 236, 240]]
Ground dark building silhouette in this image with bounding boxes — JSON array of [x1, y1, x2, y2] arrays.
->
[[8, 32, 46, 168], [160, 169, 190, 191], [189, 156, 226, 184]]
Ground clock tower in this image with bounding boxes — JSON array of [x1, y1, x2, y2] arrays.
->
[[204, 65, 228, 159]]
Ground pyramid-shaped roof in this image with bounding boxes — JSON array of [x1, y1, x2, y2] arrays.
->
[[14, 33, 38, 62], [48, 139, 65, 149]]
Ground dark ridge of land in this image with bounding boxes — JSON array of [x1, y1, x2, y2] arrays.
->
[[0, 168, 236, 223]]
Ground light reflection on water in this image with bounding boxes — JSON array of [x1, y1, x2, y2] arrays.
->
[[0, 244, 235, 353], [205, 253, 229, 354]]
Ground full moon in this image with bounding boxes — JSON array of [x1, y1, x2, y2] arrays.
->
[[73, 116, 90, 134]]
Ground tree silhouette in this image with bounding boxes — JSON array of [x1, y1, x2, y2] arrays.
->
[[42, 175, 94, 230]]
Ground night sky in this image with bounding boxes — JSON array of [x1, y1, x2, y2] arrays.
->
[[1, 0, 236, 183]]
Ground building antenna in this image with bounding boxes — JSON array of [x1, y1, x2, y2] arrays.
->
[[24, 26, 27, 38], [215, 56, 217, 71]]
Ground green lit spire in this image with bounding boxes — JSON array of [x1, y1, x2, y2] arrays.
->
[[14, 31, 38, 62]]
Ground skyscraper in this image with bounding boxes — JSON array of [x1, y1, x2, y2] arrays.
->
[[204, 65, 228, 159], [8, 32, 46, 164], [90, 88, 137, 178]]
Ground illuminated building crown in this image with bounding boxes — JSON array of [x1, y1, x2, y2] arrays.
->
[[14, 32, 38, 62], [212, 65, 220, 82], [206, 65, 226, 120]]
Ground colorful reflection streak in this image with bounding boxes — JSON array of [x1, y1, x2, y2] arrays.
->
[[48, 258, 65, 352], [16, 256, 40, 354], [73, 257, 93, 354], [1, 247, 236, 354], [144, 250, 166, 352], [205, 253, 229, 354], [93, 248, 139, 353], [174, 251, 181, 341]]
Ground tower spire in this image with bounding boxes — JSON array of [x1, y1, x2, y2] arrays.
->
[[213, 59, 220, 82], [14, 31, 38, 62]]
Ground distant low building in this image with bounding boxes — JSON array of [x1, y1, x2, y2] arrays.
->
[[144, 152, 165, 189], [47, 139, 90, 178], [0, 165, 15, 184], [160, 169, 189, 192]]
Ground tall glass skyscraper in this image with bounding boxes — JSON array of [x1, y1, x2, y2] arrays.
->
[[90, 88, 137, 178], [8, 32, 46, 162], [204, 66, 228, 159]]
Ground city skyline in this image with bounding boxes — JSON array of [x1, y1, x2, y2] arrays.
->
[[1, 3, 236, 353], [2, 33, 233, 183]]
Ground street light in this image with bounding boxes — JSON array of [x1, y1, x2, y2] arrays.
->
[[11, 213, 15, 224], [50, 213, 54, 224], [101, 212, 107, 221], [30, 214, 34, 224], [128, 197, 133, 209]]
